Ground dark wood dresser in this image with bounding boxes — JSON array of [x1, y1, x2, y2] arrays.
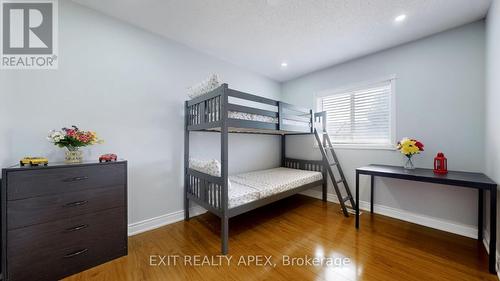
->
[[0, 161, 128, 281]]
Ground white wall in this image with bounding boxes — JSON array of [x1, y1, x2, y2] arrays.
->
[[0, 1, 281, 226], [485, 0, 500, 261], [282, 21, 486, 237]]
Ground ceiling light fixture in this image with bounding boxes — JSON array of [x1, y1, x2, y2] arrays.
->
[[394, 14, 407, 23], [281, 62, 288, 68]]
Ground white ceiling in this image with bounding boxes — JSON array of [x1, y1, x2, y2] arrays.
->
[[73, 0, 492, 82]]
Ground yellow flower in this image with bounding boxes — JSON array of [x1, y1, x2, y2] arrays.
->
[[398, 138, 420, 156], [88, 131, 104, 144]]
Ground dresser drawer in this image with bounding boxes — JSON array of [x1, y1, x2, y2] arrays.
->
[[6, 163, 126, 200], [8, 185, 125, 229], [7, 207, 127, 281]]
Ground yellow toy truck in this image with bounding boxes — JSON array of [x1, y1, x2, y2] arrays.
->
[[20, 157, 49, 167]]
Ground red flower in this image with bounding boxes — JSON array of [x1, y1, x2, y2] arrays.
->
[[66, 129, 76, 137], [414, 141, 424, 151], [77, 133, 91, 143]]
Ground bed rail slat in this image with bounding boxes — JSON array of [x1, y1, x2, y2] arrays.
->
[[227, 103, 278, 118], [228, 89, 278, 106], [280, 102, 311, 114], [284, 157, 324, 173], [187, 86, 224, 106], [278, 103, 313, 134], [280, 124, 311, 133], [281, 113, 310, 123], [227, 119, 278, 131], [187, 85, 224, 129], [186, 170, 223, 215], [188, 169, 223, 185]]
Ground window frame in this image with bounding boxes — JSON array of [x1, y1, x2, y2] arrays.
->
[[315, 76, 397, 150]]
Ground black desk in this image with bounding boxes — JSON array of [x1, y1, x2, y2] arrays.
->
[[355, 164, 497, 274]]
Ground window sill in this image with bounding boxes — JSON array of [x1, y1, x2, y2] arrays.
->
[[314, 144, 397, 151]]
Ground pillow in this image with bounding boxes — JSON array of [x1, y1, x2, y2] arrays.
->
[[187, 74, 222, 99], [188, 158, 232, 188], [189, 158, 221, 176]]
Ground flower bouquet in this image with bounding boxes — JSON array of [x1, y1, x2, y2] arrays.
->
[[48, 126, 103, 163], [396, 138, 424, 169]]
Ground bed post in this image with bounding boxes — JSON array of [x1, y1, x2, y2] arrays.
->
[[281, 135, 286, 167], [320, 111, 328, 202], [322, 169, 328, 202], [309, 109, 314, 134], [279, 101, 286, 167], [184, 101, 190, 220], [220, 84, 229, 254]]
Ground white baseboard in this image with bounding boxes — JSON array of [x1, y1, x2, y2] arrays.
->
[[300, 189, 478, 239], [481, 230, 500, 280], [303, 190, 498, 278], [128, 206, 206, 236]]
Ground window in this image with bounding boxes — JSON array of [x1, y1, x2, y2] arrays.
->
[[316, 78, 395, 148]]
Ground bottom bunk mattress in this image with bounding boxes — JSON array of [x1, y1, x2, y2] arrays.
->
[[228, 167, 323, 208]]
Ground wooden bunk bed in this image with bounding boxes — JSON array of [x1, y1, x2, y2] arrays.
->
[[184, 83, 355, 254]]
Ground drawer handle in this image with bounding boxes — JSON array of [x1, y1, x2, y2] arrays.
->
[[63, 176, 89, 182], [64, 224, 89, 233], [63, 248, 88, 258], [63, 200, 88, 208]]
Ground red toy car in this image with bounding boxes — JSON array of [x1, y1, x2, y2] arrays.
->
[[99, 154, 117, 163]]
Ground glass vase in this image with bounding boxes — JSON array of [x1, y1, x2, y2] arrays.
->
[[403, 156, 415, 169], [65, 147, 83, 164]]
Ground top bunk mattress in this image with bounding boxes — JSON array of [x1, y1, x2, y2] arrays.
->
[[229, 167, 323, 204]]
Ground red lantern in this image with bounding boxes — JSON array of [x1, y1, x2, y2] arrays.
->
[[433, 152, 448, 174]]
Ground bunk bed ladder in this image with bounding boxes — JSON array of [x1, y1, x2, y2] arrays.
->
[[314, 112, 357, 217]]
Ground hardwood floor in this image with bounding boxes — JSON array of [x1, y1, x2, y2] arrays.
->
[[64, 195, 497, 281]]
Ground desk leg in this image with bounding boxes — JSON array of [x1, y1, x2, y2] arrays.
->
[[356, 171, 360, 229], [489, 186, 497, 274], [478, 189, 483, 242], [370, 175, 374, 214]]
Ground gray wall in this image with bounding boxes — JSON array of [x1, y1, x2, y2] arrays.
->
[[485, 0, 500, 261], [0, 1, 281, 225], [281, 21, 486, 237]]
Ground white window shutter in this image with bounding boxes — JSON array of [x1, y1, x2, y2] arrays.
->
[[319, 81, 393, 145]]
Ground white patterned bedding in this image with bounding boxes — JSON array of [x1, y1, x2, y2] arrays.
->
[[228, 181, 261, 208], [228, 111, 277, 123], [206, 109, 311, 128], [189, 159, 322, 208], [228, 111, 310, 127], [187, 74, 222, 99], [189, 158, 221, 176], [208, 111, 310, 127], [228, 167, 323, 208], [206, 180, 261, 209]]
